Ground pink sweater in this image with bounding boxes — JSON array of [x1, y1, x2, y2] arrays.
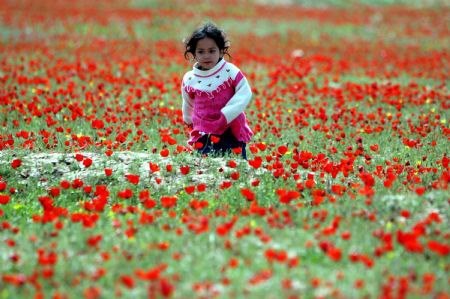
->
[[182, 59, 253, 144]]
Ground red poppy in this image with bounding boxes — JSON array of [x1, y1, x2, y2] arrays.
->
[[82, 157, 93, 168], [0, 194, 10, 205], [276, 189, 300, 204], [160, 148, 169, 157], [104, 168, 113, 176], [91, 119, 104, 129], [159, 278, 174, 297], [227, 160, 237, 168], [220, 181, 232, 189], [0, 181, 6, 192], [48, 187, 60, 198], [60, 180, 71, 189], [194, 142, 204, 149], [248, 156, 263, 169], [427, 240, 450, 256], [216, 218, 236, 236], [210, 135, 220, 143], [415, 186, 426, 196], [230, 172, 240, 180], [11, 159, 22, 169], [149, 162, 160, 173], [2, 274, 26, 286], [160, 196, 177, 208], [248, 269, 272, 285], [37, 249, 58, 265], [118, 189, 133, 200], [125, 174, 140, 185], [75, 154, 84, 162], [120, 275, 135, 289], [277, 145, 288, 155], [184, 185, 195, 194], [232, 147, 242, 155], [86, 234, 102, 247], [197, 183, 206, 192], [180, 165, 190, 175], [369, 144, 379, 152], [240, 188, 256, 201]]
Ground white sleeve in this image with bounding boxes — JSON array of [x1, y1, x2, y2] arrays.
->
[[181, 81, 194, 124], [220, 75, 252, 124]]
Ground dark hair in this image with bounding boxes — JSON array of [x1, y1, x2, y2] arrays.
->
[[184, 22, 230, 60]]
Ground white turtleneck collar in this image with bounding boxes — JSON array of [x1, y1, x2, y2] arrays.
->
[[193, 58, 227, 77]]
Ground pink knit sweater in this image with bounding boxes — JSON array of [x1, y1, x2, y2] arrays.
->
[[181, 58, 253, 144]]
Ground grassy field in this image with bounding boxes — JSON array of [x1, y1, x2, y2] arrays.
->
[[0, 0, 449, 298]]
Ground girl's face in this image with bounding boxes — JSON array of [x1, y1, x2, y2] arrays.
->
[[194, 37, 223, 70]]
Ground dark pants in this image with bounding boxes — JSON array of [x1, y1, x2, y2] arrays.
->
[[196, 128, 247, 159]]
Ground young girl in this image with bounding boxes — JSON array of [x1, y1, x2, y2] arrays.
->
[[181, 22, 253, 159]]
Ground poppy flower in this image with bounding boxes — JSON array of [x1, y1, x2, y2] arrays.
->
[[197, 183, 206, 192], [120, 275, 135, 289], [277, 145, 288, 155], [11, 159, 22, 169], [160, 196, 177, 208], [180, 165, 190, 175], [2, 273, 27, 287], [104, 168, 113, 176], [248, 269, 272, 285], [230, 172, 240, 180], [75, 154, 84, 162], [369, 144, 379, 152], [210, 135, 220, 144], [232, 147, 242, 155], [227, 160, 237, 168], [276, 189, 300, 204], [86, 234, 102, 247], [194, 142, 204, 149], [149, 162, 160, 173], [0, 181, 6, 192], [427, 240, 450, 256], [37, 249, 58, 265], [240, 188, 256, 201], [319, 241, 342, 261], [216, 218, 236, 236], [91, 119, 104, 129], [0, 194, 10, 205], [264, 248, 288, 263], [220, 181, 232, 189], [83, 157, 93, 168], [125, 174, 140, 185], [118, 189, 133, 200], [159, 278, 174, 297], [72, 178, 84, 189], [48, 187, 60, 198], [184, 185, 195, 194], [160, 148, 169, 157], [248, 156, 263, 169], [415, 186, 426, 196]]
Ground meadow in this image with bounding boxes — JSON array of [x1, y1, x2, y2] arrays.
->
[[0, 0, 449, 298]]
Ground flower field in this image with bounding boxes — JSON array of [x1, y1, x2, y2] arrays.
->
[[0, 0, 449, 298]]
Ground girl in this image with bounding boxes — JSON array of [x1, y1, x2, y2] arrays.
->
[[181, 22, 253, 159]]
